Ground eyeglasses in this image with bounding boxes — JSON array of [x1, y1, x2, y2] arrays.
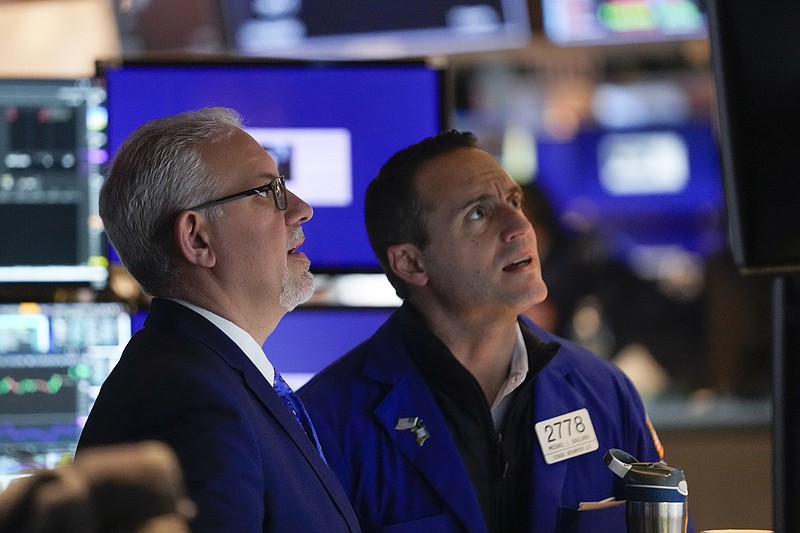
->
[[188, 175, 287, 212]]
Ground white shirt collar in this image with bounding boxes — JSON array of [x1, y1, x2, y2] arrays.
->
[[169, 299, 275, 384], [490, 323, 529, 425]]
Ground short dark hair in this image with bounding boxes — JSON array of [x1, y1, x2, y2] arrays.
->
[[365, 129, 479, 299]]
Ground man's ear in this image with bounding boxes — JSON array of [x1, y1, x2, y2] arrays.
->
[[387, 243, 427, 287], [173, 211, 216, 268]]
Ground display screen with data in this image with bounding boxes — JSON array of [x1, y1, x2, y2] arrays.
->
[[0, 302, 131, 486], [0, 79, 110, 287]]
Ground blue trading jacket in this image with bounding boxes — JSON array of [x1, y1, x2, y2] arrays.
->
[[300, 310, 668, 533]]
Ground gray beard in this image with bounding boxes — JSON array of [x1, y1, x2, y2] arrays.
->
[[279, 264, 314, 311]]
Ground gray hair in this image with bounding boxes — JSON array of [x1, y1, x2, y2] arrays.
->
[[99, 107, 243, 297]]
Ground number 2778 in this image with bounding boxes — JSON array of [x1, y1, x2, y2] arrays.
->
[[543, 416, 587, 442]]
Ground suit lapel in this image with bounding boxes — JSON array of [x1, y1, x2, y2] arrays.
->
[[227, 339, 360, 529], [153, 300, 330, 468], [147, 299, 359, 531], [241, 364, 326, 465]]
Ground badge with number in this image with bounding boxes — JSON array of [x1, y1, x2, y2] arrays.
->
[[534, 408, 599, 464]]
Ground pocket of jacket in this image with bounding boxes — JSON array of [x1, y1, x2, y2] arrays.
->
[[558, 501, 627, 533]]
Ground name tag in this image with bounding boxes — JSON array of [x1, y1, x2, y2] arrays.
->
[[534, 408, 599, 464]]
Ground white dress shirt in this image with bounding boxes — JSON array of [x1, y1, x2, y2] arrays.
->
[[169, 299, 275, 385]]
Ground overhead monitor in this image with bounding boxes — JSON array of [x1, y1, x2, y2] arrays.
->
[[218, 0, 532, 59], [0, 79, 110, 287], [535, 121, 723, 261], [707, 0, 800, 275], [0, 302, 131, 487], [540, 0, 708, 46], [100, 60, 448, 273], [709, 4, 800, 531]]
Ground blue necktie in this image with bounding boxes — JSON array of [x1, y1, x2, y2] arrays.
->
[[273, 371, 327, 464]]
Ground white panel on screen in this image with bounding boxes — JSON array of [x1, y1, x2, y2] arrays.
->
[[247, 127, 352, 207]]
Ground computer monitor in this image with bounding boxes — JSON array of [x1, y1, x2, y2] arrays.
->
[[125, 305, 395, 390], [0, 79, 110, 287], [540, 0, 707, 46], [708, 0, 800, 275], [708, 1, 800, 530], [100, 60, 449, 273], [0, 302, 131, 487], [262, 306, 395, 389], [535, 121, 724, 262], [218, 0, 532, 59]]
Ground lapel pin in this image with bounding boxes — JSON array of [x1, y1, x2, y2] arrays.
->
[[395, 417, 430, 446]]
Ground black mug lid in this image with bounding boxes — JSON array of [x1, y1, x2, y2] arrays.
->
[[604, 448, 689, 503]]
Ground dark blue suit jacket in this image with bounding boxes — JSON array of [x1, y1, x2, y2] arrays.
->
[[299, 310, 664, 533], [77, 298, 360, 533]]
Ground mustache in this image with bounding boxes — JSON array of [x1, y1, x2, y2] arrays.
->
[[288, 227, 305, 250]]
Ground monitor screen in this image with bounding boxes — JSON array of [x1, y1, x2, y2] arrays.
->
[[263, 305, 395, 389], [219, 0, 531, 59], [535, 121, 723, 261], [540, 0, 707, 46], [708, 0, 800, 274], [125, 305, 395, 390], [100, 60, 448, 273], [0, 302, 131, 487], [0, 79, 110, 287]]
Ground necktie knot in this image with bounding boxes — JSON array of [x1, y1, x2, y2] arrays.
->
[[272, 371, 295, 399]]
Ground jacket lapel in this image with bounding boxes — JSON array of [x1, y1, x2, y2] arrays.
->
[[530, 368, 573, 532], [363, 316, 488, 533], [523, 319, 594, 533], [147, 299, 359, 531], [234, 350, 362, 531]]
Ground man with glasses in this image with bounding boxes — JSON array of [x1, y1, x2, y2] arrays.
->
[[299, 130, 668, 532], [77, 108, 360, 533]]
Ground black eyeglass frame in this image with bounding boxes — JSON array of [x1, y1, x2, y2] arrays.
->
[[188, 175, 287, 212]]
